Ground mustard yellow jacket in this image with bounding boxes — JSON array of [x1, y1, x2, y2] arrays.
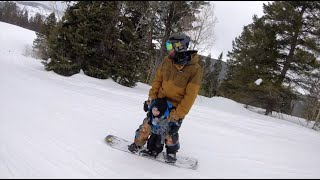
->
[[149, 52, 203, 120]]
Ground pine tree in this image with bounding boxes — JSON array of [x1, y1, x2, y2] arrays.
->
[[0, 2, 3, 21], [46, 22, 80, 76], [221, 1, 320, 115], [263, 1, 320, 114], [46, 1, 147, 87], [224, 15, 283, 114], [223, 21, 264, 110], [22, 10, 29, 28], [110, 1, 150, 87], [1, 2, 18, 25], [0, 2, 29, 29], [201, 53, 223, 97], [199, 54, 213, 96], [42, 12, 57, 36], [303, 71, 320, 129], [31, 13, 45, 32], [212, 53, 223, 96], [33, 33, 47, 59], [150, 1, 209, 80], [121, 1, 156, 84], [33, 12, 57, 60], [262, 2, 320, 85], [28, 16, 34, 29]]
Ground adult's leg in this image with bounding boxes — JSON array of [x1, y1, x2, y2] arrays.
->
[[134, 118, 152, 147], [165, 120, 182, 154]]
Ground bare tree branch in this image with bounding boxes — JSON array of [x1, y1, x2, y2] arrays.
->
[[186, 3, 217, 53]]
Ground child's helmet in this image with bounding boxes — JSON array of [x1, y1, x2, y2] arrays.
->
[[152, 98, 168, 118]]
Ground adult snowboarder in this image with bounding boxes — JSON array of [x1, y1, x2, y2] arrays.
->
[[128, 32, 203, 163]]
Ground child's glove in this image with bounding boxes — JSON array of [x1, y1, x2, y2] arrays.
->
[[143, 100, 150, 112], [143, 98, 155, 112]]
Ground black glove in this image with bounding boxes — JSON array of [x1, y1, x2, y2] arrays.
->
[[143, 100, 149, 112], [168, 120, 182, 136]]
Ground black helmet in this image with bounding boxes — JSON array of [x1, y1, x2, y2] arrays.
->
[[167, 32, 191, 53], [166, 32, 192, 66]]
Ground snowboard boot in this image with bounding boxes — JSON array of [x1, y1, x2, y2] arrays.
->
[[128, 143, 141, 153], [165, 152, 177, 163]]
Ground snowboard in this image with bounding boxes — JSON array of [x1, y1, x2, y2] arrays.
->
[[105, 134, 198, 170]]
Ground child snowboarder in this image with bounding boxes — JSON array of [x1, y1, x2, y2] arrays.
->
[[129, 98, 173, 158]]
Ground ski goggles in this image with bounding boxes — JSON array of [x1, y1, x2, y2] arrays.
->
[[165, 41, 183, 51]]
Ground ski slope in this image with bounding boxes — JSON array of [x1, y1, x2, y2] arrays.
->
[[0, 22, 320, 178]]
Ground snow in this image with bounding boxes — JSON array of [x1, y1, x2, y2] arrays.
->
[[254, 78, 263, 85], [16, 3, 52, 18], [14, 1, 64, 20], [1, 21, 320, 178]]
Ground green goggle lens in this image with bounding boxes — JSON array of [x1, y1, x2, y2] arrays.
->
[[166, 42, 173, 51]]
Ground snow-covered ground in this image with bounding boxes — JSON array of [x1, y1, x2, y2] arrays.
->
[[245, 105, 319, 131], [0, 22, 320, 178]]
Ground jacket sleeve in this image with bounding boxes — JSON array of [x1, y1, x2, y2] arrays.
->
[[148, 60, 164, 101], [172, 65, 203, 120]]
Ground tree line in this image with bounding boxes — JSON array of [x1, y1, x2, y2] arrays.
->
[[0, 1, 48, 33], [34, 1, 212, 88], [220, 1, 320, 128]]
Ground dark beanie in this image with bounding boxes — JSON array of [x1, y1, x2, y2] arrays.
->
[[153, 98, 168, 117]]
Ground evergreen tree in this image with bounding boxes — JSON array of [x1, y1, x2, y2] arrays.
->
[[46, 1, 147, 87], [22, 10, 29, 28], [0, 2, 3, 21], [303, 71, 320, 129], [42, 12, 57, 36], [33, 32, 47, 59], [121, 1, 155, 84], [212, 53, 223, 96], [1, 1, 18, 25], [201, 53, 223, 97], [46, 22, 80, 76], [221, 1, 320, 115], [262, 2, 320, 84], [199, 54, 213, 96], [221, 16, 283, 114], [263, 1, 320, 114], [30, 13, 45, 32], [150, 1, 209, 80], [28, 16, 34, 29], [33, 12, 57, 60], [16, 9, 25, 27]]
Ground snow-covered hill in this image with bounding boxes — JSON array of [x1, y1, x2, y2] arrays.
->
[[0, 22, 320, 178], [14, 1, 64, 19]]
